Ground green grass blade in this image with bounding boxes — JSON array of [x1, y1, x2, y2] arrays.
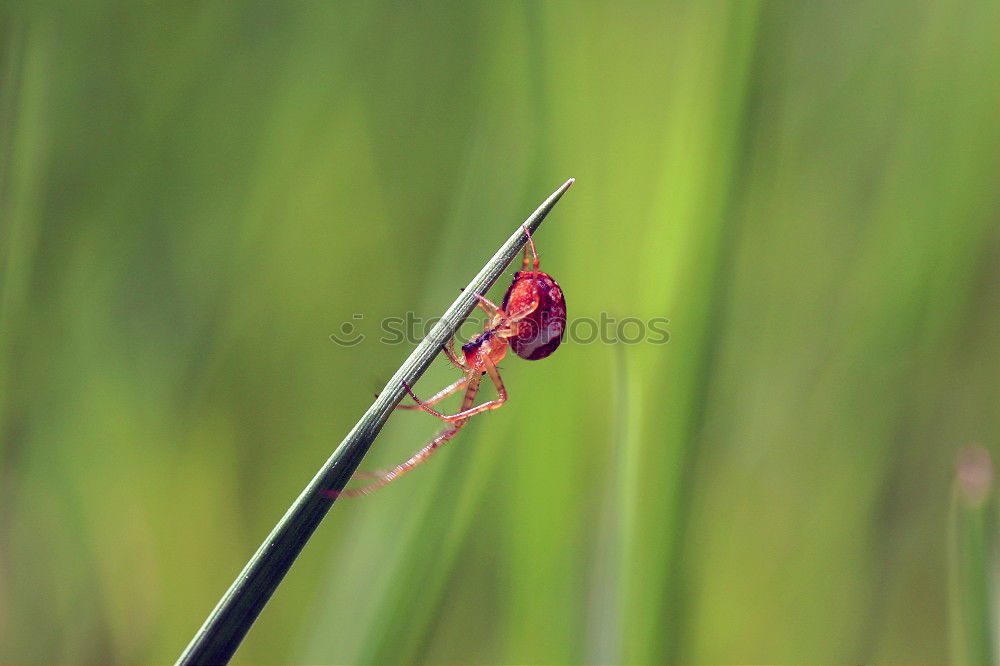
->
[[950, 446, 997, 665], [175, 178, 575, 665]]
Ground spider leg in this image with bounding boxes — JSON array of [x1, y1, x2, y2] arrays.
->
[[474, 293, 508, 324], [521, 224, 540, 272], [350, 470, 383, 479], [395, 374, 468, 410], [329, 422, 468, 496], [330, 372, 483, 496], [405, 358, 507, 423], [495, 291, 541, 342], [443, 338, 467, 369], [402, 365, 478, 420], [506, 292, 540, 324]]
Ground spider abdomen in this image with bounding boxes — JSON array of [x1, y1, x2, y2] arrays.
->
[[502, 271, 566, 360]]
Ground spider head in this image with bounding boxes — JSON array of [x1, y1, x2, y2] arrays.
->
[[461, 329, 507, 368]]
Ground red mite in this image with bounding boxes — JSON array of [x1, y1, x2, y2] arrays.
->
[[334, 225, 566, 497]]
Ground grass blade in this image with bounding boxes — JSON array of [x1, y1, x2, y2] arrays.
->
[[950, 445, 997, 665], [176, 178, 575, 665]]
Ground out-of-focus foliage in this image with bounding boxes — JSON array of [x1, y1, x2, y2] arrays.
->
[[2, 1, 1000, 663]]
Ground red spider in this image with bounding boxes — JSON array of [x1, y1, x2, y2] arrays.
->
[[339, 225, 566, 496]]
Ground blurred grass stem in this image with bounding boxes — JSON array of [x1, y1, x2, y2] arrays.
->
[[176, 178, 575, 665], [949, 445, 997, 665]]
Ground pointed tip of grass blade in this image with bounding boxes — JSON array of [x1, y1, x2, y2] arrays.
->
[[544, 176, 576, 210], [522, 178, 576, 236], [554, 177, 575, 198], [547, 177, 575, 201]]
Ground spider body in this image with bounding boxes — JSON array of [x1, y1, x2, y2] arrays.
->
[[502, 271, 566, 360], [461, 328, 508, 368], [334, 224, 562, 497]]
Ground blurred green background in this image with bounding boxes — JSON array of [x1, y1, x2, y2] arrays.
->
[[3, 1, 1000, 663]]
